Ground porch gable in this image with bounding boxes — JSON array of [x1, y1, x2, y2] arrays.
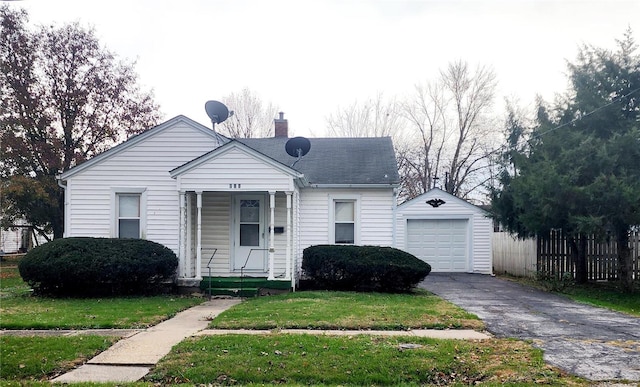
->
[[170, 140, 305, 192]]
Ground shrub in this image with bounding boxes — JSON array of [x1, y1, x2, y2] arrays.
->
[[301, 245, 431, 292], [19, 237, 178, 297]]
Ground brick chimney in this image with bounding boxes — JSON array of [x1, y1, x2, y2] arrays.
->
[[274, 112, 288, 138]]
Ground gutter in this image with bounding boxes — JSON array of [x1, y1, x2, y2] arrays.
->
[[56, 175, 66, 190]]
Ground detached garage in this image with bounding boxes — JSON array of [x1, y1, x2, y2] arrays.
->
[[395, 188, 493, 274]]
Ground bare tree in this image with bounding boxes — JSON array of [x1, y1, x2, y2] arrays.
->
[[398, 82, 448, 200], [326, 92, 406, 139], [217, 88, 279, 138], [401, 60, 498, 201], [321, 62, 498, 202]]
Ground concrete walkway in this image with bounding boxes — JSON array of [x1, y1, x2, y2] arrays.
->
[[46, 298, 491, 383], [51, 299, 241, 383]]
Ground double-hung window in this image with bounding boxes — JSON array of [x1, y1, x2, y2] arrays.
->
[[112, 188, 146, 239], [117, 194, 141, 238], [331, 197, 359, 244]]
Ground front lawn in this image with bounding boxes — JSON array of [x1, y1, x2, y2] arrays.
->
[[0, 255, 589, 385], [0, 255, 203, 329], [0, 335, 117, 381], [148, 334, 585, 385], [209, 290, 484, 330]]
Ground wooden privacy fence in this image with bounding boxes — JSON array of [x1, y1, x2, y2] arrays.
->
[[492, 230, 640, 280], [492, 232, 537, 277]]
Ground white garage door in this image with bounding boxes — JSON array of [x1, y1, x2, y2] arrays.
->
[[406, 219, 468, 272]]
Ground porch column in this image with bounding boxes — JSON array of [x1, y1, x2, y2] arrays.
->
[[195, 191, 203, 279], [186, 193, 193, 278], [285, 191, 292, 281], [178, 191, 187, 278], [268, 191, 276, 280]]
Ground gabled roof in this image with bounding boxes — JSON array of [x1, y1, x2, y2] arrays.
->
[[59, 115, 225, 180], [398, 188, 488, 214], [237, 137, 400, 186], [169, 140, 305, 181]]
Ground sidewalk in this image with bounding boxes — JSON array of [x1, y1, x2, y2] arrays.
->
[[51, 298, 241, 383], [50, 299, 491, 383]]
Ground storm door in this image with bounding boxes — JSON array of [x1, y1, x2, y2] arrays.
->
[[233, 195, 267, 272]]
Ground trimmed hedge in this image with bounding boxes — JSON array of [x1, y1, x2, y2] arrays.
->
[[301, 245, 431, 292], [19, 237, 178, 297]]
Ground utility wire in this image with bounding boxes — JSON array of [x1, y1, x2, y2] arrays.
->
[[492, 85, 640, 158]]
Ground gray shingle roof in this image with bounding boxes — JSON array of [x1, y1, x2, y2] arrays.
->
[[237, 137, 400, 185]]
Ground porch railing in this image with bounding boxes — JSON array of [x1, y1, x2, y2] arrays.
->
[[205, 248, 217, 300], [241, 248, 269, 296]]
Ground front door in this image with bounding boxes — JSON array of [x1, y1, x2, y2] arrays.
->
[[233, 195, 267, 272]]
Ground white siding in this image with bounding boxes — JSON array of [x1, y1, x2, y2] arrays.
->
[[396, 189, 492, 274], [65, 121, 221, 254], [272, 193, 289, 278], [299, 190, 329, 249], [200, 192, 231, 275], [360, 189, 396, 245], [177, 148, 294, 192], [299, 188, 395, 250]]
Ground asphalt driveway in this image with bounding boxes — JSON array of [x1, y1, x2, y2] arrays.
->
[[419, 273, 640, 382]]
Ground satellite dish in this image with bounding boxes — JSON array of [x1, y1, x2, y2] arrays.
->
[[285, 136, 311, 167], [285, 137, 311, 157], [204, 100, 230, 126]]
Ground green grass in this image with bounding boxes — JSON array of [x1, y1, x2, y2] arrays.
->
[[0, 335, 117, 380], [147, 334, 585, 386], [501, 274, 640, 317], [0, 256, 588, 386], [0, 257, 203, 329], [1, 296, 203, 329], [560, 282, 640, 316], [209, 290, 484, 330], [0, 257, 31, 297]]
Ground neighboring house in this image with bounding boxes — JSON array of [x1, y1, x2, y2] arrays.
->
[[57, 115, 400, 290], [395, 188, 493, 274], [0, 218, 51, 254]]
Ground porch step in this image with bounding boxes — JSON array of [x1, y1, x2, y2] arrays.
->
[[206, 287, 259, 298], [200, 277, 291, 298]]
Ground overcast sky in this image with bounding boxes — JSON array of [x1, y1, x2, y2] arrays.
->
[[8, 0, 640, 137]]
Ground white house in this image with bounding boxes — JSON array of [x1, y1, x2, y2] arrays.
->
[[57, 114, 400, 290], [395, 188, 493, 274]]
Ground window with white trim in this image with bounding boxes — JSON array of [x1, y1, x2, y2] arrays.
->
[[117, 194, 141, 238], [333, 200, 356, 244]]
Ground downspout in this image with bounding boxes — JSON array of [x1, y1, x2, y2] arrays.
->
[[56, 175, 68, 238], [392, 187, 398, 248]]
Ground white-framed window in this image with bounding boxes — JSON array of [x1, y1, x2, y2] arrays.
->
[[111, 188, 146, 239], [329, 195, 360, 244], [117, 194, 141, 238]]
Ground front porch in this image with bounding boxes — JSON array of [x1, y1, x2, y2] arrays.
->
[[175, 190, 299, 289], [169, 139, 307, 290]]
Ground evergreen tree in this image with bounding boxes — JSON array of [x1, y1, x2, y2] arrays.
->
[[492, 30, 640, 292]]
